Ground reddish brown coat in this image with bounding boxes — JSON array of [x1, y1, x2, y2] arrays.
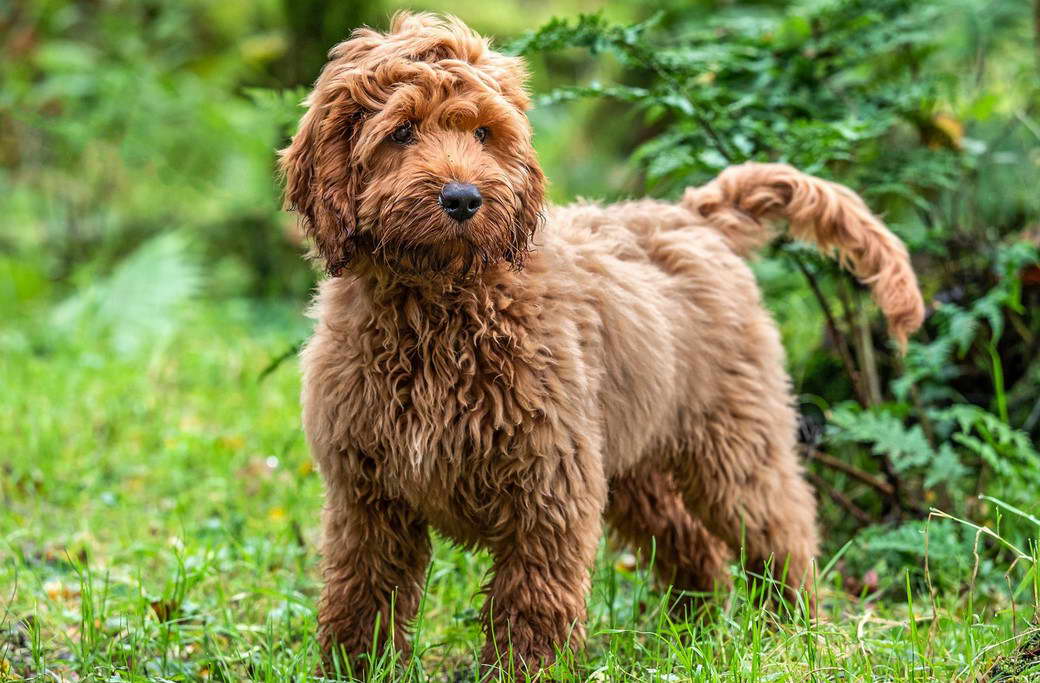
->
[[280, 12, 924, 677]]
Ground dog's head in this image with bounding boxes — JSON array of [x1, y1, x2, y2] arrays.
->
[[279, 13, 546, 277]]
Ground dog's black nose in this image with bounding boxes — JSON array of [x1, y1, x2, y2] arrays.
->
[[439, 182, 482, 222]]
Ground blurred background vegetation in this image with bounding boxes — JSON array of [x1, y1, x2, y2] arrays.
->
[[2, 0, 1039, 638]]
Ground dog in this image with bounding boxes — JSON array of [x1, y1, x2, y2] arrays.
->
[[280, 12, 925, 677]]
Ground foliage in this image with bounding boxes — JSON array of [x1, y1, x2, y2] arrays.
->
[[50, 232, 201, 354], [826, 403, 955, 485], [513, 0, 1040, 586], [0, 1, 316, 298], [512, 2, 952, 190], [2, 0, 1039, 678]]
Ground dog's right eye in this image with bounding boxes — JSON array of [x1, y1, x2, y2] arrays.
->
[[390, 122, 414, 145]]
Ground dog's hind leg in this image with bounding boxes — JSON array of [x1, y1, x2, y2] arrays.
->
[[665, 303, 819, 607], [674, 363, 820, 611], [606, 467, 730, 615]]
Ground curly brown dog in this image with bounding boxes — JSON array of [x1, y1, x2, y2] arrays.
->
[[280, 12, 925, 677]]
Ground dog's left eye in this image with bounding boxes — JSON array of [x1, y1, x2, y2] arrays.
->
[[474, 127, 489, 143], [390, 122, 414, 145]]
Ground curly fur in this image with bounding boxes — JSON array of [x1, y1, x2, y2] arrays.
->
[[280, 12, 925, 677]]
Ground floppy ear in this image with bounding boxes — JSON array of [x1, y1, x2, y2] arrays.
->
[[517, 145, 546, 242], [480, 51, 546, 267], [500, 142, 546, 270], [279, 90, 364, 276]]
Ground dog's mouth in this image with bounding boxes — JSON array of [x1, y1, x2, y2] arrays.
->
[[370, 237, 495, 278], [366, 190, 528, 277]]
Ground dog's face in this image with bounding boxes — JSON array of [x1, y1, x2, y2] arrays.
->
[[280, 13, 546, 277]]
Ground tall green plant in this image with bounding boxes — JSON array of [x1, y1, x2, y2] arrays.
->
[[515, 0, 1040, 574]]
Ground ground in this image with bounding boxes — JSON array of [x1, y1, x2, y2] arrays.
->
[[0, 300, 1033, 682]]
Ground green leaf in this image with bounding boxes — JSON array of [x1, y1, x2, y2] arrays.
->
[[52, 232, 201, 354]]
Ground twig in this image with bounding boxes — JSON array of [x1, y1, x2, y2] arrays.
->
[[836, 276, 859, 344], [1025, 393, 1040, 433], [694, 112, 736, 163], [838, 277, 881, 407], [877, 454, 913, 521], [639, 50, 736, 164], [806, 471, 875, 526], [855, 307, 882, 406], [805, 448, 895, 497], [258, 340, 304, 382], [790, 254, 868, 407], [1007, 309, 1035, 345], [832, 281, 919, 518]]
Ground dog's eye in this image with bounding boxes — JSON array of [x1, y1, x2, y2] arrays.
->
[[390, 122, 414, 145], [474, 126, 489, 144]]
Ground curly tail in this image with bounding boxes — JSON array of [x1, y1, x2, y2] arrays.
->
[[682, 162, 925, 349]]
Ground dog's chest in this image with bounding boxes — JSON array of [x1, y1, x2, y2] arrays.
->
[[335, 288, 559, 502]]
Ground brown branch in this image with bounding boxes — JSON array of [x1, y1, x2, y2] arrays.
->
[[854, 307, 882, 406], [791, 255, 868, 407], [806, 448, 926, 520], [805, 448, 895, 497], [867, 447, 909, 520], [806, 471, 875, 526], [837, 277, 880, 406], [836, 276, 859, 345], [832, 278, 921, 517]]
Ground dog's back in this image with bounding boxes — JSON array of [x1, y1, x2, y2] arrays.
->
[[532, 197, 791, 475]]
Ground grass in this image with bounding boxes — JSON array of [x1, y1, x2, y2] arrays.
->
[[1, 299, 1037, 682]]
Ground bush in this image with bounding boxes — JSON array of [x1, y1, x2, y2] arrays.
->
[[513, 0, 1040, 584]]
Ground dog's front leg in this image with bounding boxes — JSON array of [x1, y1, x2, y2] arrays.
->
[[479, 447, 607, 678], [316, 478, 431, 677]]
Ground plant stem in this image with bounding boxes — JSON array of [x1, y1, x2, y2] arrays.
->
[[988, 341, 1009, 424], [806, 471, 875, 526], [806, 448, 895, 497], [840, 278, 881, 407], [791, 255, 868, 407], [855, 307, 882, 407]]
